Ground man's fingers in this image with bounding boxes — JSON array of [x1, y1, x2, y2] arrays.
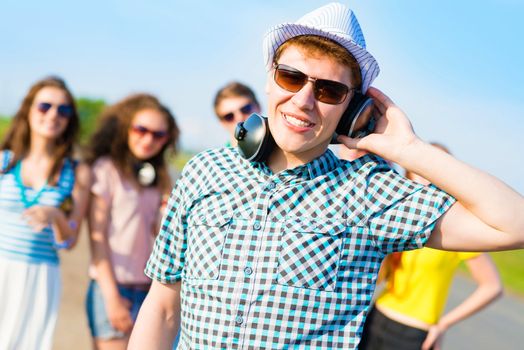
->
[[367, 87, 394, 107], [336, 135, 359, 149], [367, 87, 394, 114]]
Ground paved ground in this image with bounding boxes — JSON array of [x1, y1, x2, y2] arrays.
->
[[53, 228, 91, 350], [53, 231, 524, 349], [444, 274, 524, 349]]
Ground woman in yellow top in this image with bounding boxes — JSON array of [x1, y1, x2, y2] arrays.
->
[[358, 144, 503, 350]]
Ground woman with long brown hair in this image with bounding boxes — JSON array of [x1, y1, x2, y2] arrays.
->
[[0, 76, 91, 350], [84, 93, 179, 350]]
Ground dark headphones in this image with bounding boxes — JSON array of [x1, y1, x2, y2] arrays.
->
[[234, 113, 275, 162], [133, 161, 157, 186], [235, 92, 376, 162], [333, 92, 377, 142]]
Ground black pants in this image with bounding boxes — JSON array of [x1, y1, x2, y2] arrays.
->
[[359, 306, 430, 350]]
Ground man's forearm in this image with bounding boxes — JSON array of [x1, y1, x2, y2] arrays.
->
[[128, 280, 181, 350], [397, 139, 524, 236]]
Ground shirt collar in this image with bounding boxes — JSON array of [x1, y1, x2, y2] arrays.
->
[[251, 148, 340, 180], [305, 149, 340, 179]]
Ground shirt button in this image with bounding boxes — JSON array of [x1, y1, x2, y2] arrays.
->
[[253, 222, 261, 230], [235, 315, 244, 325], [244, 266, 253, 276], [267, 182, 276, 190]]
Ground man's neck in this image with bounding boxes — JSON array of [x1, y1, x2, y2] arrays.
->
[[229, 138, 238, 147], [267, 147, 322, 173]]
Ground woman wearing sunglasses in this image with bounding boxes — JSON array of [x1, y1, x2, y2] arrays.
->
[[84, 94, 179, 350], [213, 81, 261, 146], [0, 76, 91, 350]]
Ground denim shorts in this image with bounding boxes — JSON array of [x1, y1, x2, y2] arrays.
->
[[85, 279, 149, 340]]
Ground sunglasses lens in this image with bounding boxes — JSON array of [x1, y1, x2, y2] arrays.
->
[[275, 64, 350, 105], [131, 125, 168, 140], [220, 113, 235, 122], [131, 125, 148, 136], [36, 102, 74, 118], [37, 102, 52, 113], [314, 80, 348, 105], [57, 105, 74, 118], [275, 66, 307, 93], [239, 103, 254, 115], [152, 131, 168, 139]]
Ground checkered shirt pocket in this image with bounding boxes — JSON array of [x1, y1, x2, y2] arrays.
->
[[277, 218, 346, 291], [183, 211, 231, 280]]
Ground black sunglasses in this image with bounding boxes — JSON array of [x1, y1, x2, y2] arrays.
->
[[130, 125, 169, 140], [219, 103, 255, 123], [273, 63, 355, 105], [36, 102, 74, 119]]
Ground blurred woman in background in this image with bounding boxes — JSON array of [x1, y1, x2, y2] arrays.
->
[[0, 76, 91, 350], [84, 93, 179, 350], [358, 144, 503, 350]]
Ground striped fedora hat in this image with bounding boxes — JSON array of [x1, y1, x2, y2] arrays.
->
[[263, 2, 379, 93]]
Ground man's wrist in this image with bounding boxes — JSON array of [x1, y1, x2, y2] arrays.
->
[[394, 138, 432, 172]]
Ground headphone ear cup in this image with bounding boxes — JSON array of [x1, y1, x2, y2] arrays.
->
[[332, 93, 375, 144], [235, 113, 275, 162], [250, 116, 275, 162], [133, 161, 157, 186]]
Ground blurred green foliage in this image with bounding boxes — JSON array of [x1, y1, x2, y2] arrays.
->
[[459, 250, 524, 297], [0, 116, 10, 140], [76, 97, 107, 144], [171, 150, 194, 172], [490, 250, 524, 296]]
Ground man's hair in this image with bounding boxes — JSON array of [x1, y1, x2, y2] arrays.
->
[[273, 35, 362, 89], [213, 81, 260, 116]]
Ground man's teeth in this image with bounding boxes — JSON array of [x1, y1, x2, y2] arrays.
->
[[283, 114, 313, 127]]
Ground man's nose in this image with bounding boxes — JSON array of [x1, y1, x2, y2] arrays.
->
[[291, 81, 316, 111]]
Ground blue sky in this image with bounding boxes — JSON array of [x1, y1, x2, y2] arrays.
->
[[1, 0, 523, 193]]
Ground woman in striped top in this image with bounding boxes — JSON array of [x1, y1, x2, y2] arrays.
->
[[0, 77, 92, 350]]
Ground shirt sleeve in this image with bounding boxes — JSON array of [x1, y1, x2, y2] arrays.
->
[[90, 158, 115, 205], [145, 158, 194, 284], [365, 167, 456, 255]]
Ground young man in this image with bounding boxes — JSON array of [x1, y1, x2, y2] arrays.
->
[[213, 81, 261, 146], [129, 3, 524, 349]]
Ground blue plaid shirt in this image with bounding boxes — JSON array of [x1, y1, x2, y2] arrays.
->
[[146, 147, 454, 349]]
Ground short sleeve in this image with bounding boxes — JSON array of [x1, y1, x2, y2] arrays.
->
[[366, 169, 456, 254], [90, 158, 115, 205], [145, 158, 195, 284]]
